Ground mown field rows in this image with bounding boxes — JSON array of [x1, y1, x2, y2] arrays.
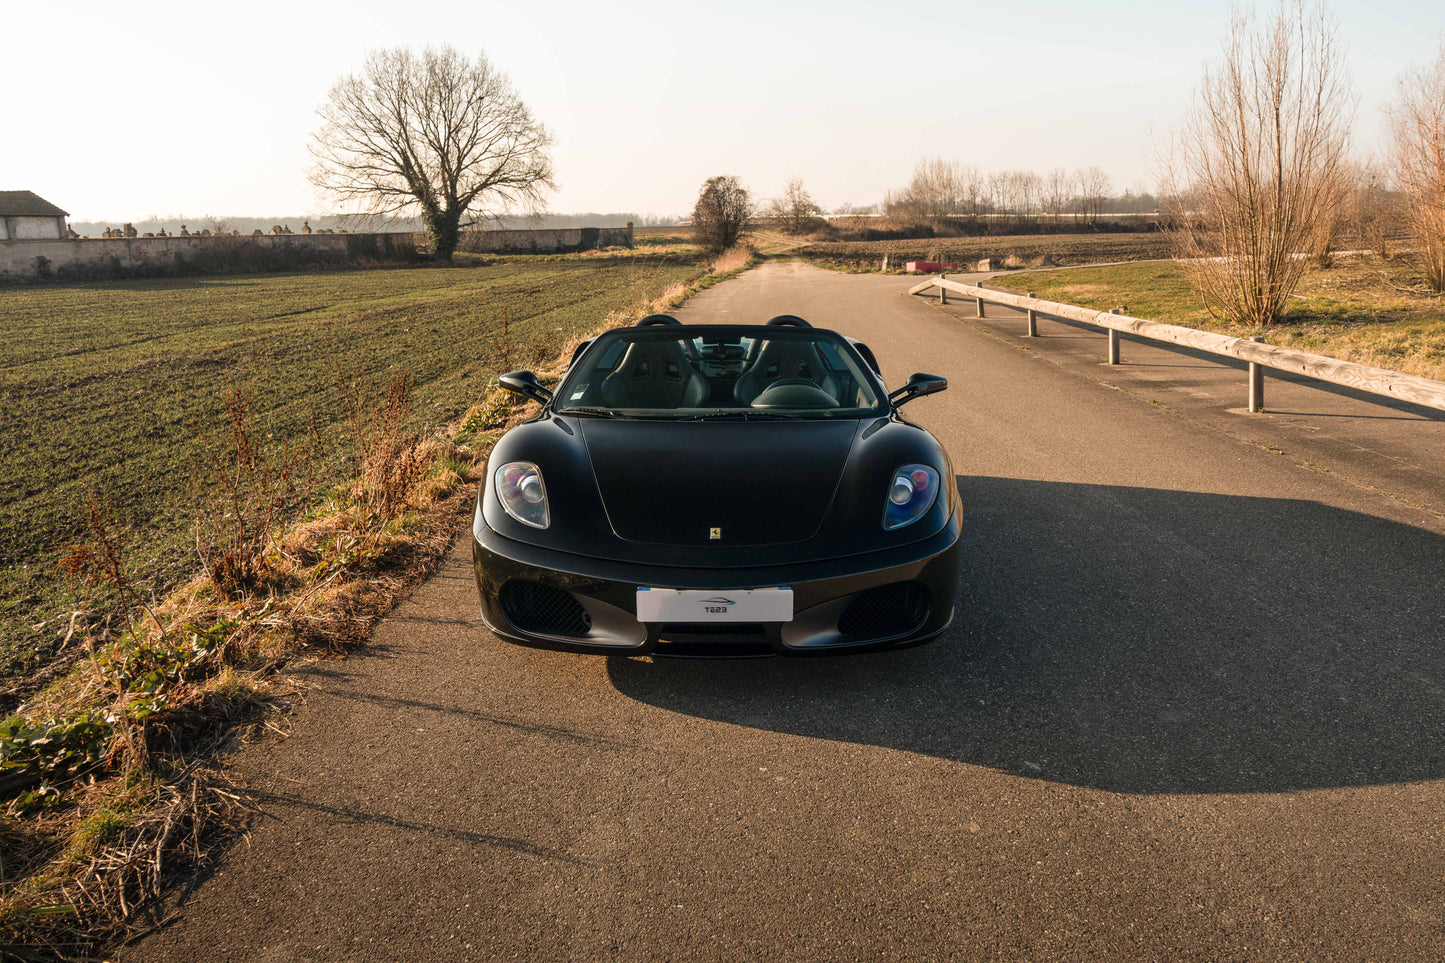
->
[[0, 254, 706, 683]]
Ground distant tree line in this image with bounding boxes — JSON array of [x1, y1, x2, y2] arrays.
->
[[881, 160, 1157, 223], [70, 211, 679, 240], [70, 215, 367, 238]]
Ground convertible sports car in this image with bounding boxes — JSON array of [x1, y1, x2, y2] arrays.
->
[[471, 314, 962, 656]]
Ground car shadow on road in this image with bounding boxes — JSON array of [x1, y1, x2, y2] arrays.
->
[[323, 688, 641, 749], [244, 789, 597, 865], [608, 476, 1445, 795]]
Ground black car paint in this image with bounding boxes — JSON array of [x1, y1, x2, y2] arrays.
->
[[472, 506, 961, 655], [485, 413, 953, 563], [473, 322, 962, 655], [481, 414, 954, 567]]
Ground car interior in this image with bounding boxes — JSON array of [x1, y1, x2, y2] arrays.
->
[[559, 316, 881, 414]]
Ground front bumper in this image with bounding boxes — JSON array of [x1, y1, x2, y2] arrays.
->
[[472, 510, 962, 656]]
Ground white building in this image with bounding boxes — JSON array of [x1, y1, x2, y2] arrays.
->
[[0, 191, 68, 240]]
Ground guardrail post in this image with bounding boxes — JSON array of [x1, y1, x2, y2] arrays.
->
[[910, 278, 1445, 414], [939, 274, 947, 305], [975, 280, 986, 317], [1249, 335, 1265, 412], [1026, 292, 1037, 337]]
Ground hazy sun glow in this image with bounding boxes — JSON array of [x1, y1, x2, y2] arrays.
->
[[8, 0, 1441, 221]]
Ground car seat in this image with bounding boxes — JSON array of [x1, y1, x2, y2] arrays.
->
[[734, 339, 839, 405], [600, 339, 709, 409]]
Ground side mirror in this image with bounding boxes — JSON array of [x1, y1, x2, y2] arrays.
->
[[498, 370, 554, 405], [888, 372, 947, 408]]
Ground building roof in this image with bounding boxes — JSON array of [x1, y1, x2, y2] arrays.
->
[[0, 191, 68, 217]]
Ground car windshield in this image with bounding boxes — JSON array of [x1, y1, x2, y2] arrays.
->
[[553, 327, 887, 419]]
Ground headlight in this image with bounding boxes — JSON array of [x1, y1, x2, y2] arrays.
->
[[882, 464, 939, 530], [495, 462, 550, 529]]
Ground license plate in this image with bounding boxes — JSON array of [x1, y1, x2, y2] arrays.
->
[[635, 587, 793, 623]]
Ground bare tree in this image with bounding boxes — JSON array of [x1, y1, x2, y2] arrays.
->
[[883, 159, 980, 219], [309, 46, 555, 261], [767, 177, 822, 234], [882, 159, 1155, 227], [979, 171, 1005, 216], [1345, 161, 1401, 260], [1388, 41, 1445, 292], [1075, 167, 1112, 223], [1309, 162, 1354, 267], [1043, 168, 1072, 221], [693, 176, 753, 253], [1163, 1, 1353, 326], [959, 166, 986, 216], [1016, 170, 1041, 216]]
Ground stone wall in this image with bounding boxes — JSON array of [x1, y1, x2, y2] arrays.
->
[[0, 232, 424, 282], [1, 216, 66, 241], [459, 225, 633, 254], [0, 224, 633, 282]]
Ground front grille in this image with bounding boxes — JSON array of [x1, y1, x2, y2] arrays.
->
[[499, 581, 592, 637], [837, 582, 929, 641], [653, 624, 774, 659]]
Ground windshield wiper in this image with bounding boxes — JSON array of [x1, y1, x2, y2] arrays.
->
[[558, 406, 625, 419], [692, 409, 797, 421]]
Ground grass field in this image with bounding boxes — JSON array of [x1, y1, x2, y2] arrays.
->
[[0, 254, 707, 686], [797, 232, 1172, 272], [633, 226, 696, 247], [991, 259, 1445, 381]]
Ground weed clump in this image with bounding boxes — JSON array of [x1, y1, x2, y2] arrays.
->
[[338, 373, 432, 525], [193, 384, 311, 598]]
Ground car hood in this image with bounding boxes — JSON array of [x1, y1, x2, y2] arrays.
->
[[579, 419, 856, 546], [480, 413, 956, 569]]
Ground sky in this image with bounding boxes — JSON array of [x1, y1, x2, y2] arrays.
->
[[5, 0, 1442, 221]]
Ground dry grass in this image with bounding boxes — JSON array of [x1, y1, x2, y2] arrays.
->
[[0, 240, 761, 961], [708, 244, 755, 276], [3, 766, 252, 960], [995, 256, 1445, 382], [1, 403, 489, 959]]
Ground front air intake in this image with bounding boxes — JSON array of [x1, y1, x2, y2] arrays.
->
[[500, 581, 592, 638], [837, 582, 929, 642]]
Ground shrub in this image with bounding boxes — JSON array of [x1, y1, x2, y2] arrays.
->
[[692, 176, 753, 254]]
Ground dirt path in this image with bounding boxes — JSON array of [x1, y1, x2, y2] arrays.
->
[[746, 230, 809, 257]]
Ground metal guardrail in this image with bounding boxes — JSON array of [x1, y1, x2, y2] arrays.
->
[[909, 275, 1445, 415]]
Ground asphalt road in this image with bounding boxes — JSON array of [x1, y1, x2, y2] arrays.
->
[[127, 261, 1445, 961]]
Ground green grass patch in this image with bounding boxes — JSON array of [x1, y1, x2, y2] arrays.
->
[[798, 232, 1171, 272], [992, 260, 1445, 382], [0, 256, 706, 688], [994, 262, 1213, 326], [63, 808, 130, 863]]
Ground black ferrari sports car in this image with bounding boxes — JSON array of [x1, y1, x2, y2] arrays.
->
[[471, 314, 962, 656]]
